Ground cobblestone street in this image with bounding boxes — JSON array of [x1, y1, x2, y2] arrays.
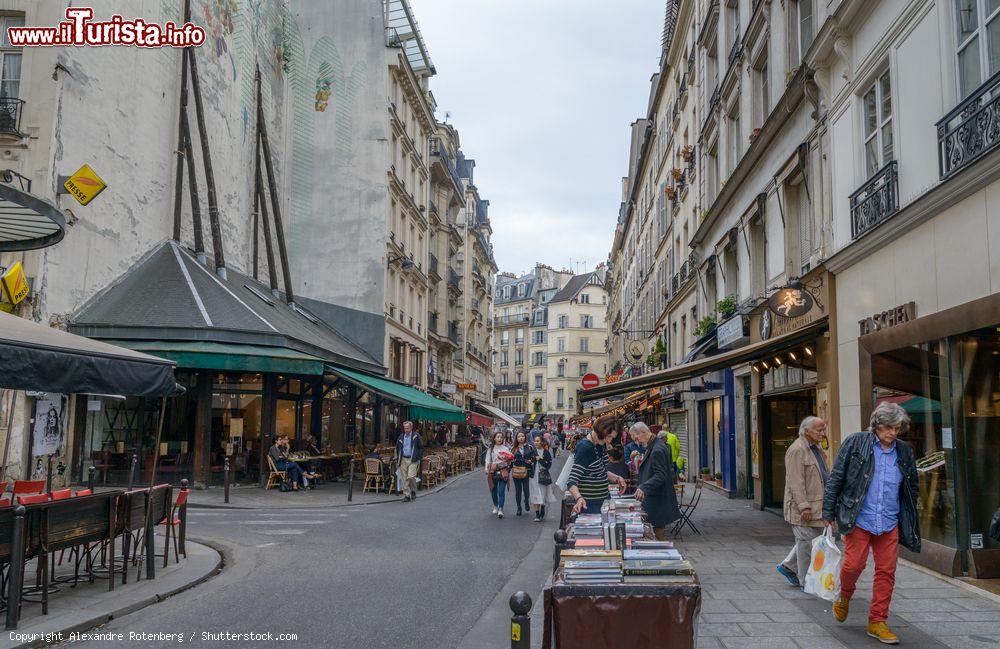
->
[[676, 488, 1000, 649]]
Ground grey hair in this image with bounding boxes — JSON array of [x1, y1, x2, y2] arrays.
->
[[629, 422, 651, 438], [798, 416, 824, 437], [870, 402, 910, 434], [656, 430, 668, 440]]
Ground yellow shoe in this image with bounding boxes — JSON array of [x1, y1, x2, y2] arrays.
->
[[832, 597, 850, 622], [866, 622, 899, 644]]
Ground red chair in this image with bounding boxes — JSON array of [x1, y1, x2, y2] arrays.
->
[[0, 497, 10, 507], [12, 479, 46, 497], [50, 488, 72, 500], [160, 488, 189, 566], [17, 493, 49, 505], [73, 489, 93, 497]]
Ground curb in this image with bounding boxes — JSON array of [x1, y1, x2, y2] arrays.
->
[[10, 540, 225, 649], [187, 469, 477, 511]]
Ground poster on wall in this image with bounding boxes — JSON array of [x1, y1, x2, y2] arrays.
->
[[750, 398, 759, 479], [32, 393, 65, 457]]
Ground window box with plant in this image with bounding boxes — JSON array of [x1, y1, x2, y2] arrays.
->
[[665, 186, 677, 200], [699, 467, 711, 482], [670, 167, 684, 181], [681, 144, 694, 162], [694, 312, 718, 338]]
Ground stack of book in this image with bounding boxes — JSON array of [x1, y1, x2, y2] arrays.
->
[[559, 549, 623, 584], [621, 547, 693, 584]]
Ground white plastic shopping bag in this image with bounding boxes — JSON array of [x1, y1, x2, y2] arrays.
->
[[804, 526, 842, 602], [553, 454, 575, 499]]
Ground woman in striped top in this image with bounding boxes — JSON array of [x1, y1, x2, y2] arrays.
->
[[567, 415, 628, 515]]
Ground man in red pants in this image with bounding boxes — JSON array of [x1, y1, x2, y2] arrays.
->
[[822, 402, 921, 644]]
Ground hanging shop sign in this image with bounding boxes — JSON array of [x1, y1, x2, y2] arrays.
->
[[1, 261, 30, 309], [581, 373, 600, 390], [456, 383, 477, 391], [716, 314, 749, 349], [767, 287, 814, 318], [627, 340, 646, 361], [441, 383, 457, 394], [858, 301, 916, 336], [63, 164, 107, 206]]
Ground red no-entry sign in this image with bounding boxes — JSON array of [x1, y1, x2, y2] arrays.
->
[[581, 373, 600, 390]]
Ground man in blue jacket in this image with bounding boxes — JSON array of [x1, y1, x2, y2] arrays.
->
[[396, 420, 424, 502]]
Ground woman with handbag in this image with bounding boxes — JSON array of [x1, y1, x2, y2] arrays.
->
[[529, 433, 553, 521], [511, 430, 537, 516], [484, 431, 512, 519]]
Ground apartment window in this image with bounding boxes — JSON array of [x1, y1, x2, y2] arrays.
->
[[708, 140, 721, 202], [862, 71, 893, 178], [579, 362, 589, 376], [515, 349, 524, 366], [518, 283, 526, 297], [793, 0, 815, 62], [515, 371, 523, 384], [557, 362, 566, 378], [580, 315, 592, 328], [754, 53, 770, 126], [955, 0, 1000, 97], [568, 396, 575, 409], [749, 215, 767, 296], [532, 330, 543, 344], [500, 351, 509, 367], [580, 293, 590, 304], [515, 328, 524, 344], [532, 351, 545, 366], [501, 372, 508, 385], [0, 16, 23, 99], [556, 388, 565, 409], [727, 103, 741, 173], [501, 331, 509, 346], [504, 285, 511, 299], [580, 338, 589, 352], [534, 374, 543, 390], [557, 337, 566, 352], [558, 314, 568, 328]]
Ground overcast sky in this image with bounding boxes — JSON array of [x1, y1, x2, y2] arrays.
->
[[416, 0, 664, 277]]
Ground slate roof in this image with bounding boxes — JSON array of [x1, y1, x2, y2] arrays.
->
[[70, 240, 384, 374], [549, 272, 600, 303]]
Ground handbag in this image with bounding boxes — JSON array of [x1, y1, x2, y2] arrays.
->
[[500, 467, 510, 482], [537, 466, 552, 486], [512, 465, 528, 480]]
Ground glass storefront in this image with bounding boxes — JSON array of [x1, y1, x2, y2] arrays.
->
[[211, 373, 264, 484]]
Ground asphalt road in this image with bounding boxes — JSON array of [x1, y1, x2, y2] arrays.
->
[[63, 458, 564, 649]]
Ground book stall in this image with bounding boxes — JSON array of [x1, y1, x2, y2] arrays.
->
[[542, 491, 701, 649]]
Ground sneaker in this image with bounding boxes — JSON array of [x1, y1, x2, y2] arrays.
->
[[776, 564, 801, 587], [498, 510, 504, 519], [492, 506, 498, 515], [866, 622, 899, 644], [833, 597, 850, 623], [402, 495, 411, 502], [516, 509, 522, 516]]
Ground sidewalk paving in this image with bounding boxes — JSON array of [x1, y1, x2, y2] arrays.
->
[[1, 536, 221, 649], [184, 467, 478, 509], [675, 488, 1000, 649]]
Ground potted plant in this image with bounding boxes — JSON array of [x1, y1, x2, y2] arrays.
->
[[716, 295, 738, 321], [699, 467, 711, 482], [681, 144, 693, 161], [749, 127, 761, 143], [665, 186, 677, 200], [713, 471, 723, 484], [671, 167, 684, 181]]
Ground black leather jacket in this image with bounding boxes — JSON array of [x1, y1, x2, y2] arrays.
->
[[822, 431, 921, 553]]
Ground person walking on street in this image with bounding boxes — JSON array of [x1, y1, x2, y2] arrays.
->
[[631, 423, 681, 540], [484, 431, 511, 518], [511, 430, 537, 516], [395, 420, 424, 502], [777, 416, 829, 588], [529, 433, 553, 521], [824, 402, 920, 645], [567, 415, 628, 515]]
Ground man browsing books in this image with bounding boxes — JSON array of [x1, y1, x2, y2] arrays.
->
[[630, 422, 680, 540]]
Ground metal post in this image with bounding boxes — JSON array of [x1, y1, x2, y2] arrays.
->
[[5, 505, 26, 629], [145, 513, 155, 580], [127, 453, 137, 491], [509, 591, 532, 649], [179, 479, 188, 557], [347, 458, 355, 502], [45, 455, 53, 492], [223, 457, 230, 504], [87, 465, 95, 491], [553, 529, 568, 574]]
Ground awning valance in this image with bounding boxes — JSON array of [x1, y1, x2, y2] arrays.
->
[[478, 403, 520, 427], [0, 311, 181, 396], [579, 318, 828, 404], [326, 365, 466, 423], [106, 340, 325, 376], [466, 411, 493, 427], [0, 182, 66, 251]]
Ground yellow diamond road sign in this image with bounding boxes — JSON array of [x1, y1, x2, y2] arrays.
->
[[63, 164, 107, 206]]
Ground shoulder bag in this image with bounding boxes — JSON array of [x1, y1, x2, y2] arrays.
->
[[512, 465, 528, 480], [537, 465, 552, 486]]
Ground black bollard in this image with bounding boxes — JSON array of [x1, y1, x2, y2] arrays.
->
[[127, 453, 137, 491], [347, 458, 355, 502], [5, 505, 26, 629], [179, 479, 188, 557], [45, 455, 53, 492], [509, 591, 532, 649], [553, 528, 569, 574], [223, 457, 230, 504], [87, 465, 95, 491]]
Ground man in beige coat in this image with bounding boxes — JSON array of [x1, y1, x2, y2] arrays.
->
[[777, 416, 829, 587]]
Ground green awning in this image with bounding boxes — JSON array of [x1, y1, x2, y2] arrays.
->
[[106, 340, 326, 375], [327, 365, 466, 422]]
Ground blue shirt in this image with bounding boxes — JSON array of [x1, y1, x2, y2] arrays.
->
[[855, 438, 902, 535], [402, 433, 413, 458]]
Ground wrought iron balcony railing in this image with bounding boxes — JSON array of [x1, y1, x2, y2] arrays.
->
[[428, 311, 439, 334], [850, 160, 898, 240], [0, 98, 24, 137], [448, 267, 461, 289], [448, 322, 460, 345], [729, 38, 742, 67], [428, 253, 439, 276], [937, 70, 1000, 179]]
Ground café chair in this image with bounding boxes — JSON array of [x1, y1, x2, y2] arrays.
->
[[17, 493, 49, 505], [669, 479, 703, 539], [50, 488, 72, 501], [12, 479, 46, 498], [265, 455, 287, 490], [362, 458, 385, 493], [160, 487, 189, 566]]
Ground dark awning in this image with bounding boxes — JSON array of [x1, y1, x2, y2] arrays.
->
[[0, 182, 67, 251], [0, 311, 182, 396], [579, 318, 828, 404], [326, 365, 466, 423]]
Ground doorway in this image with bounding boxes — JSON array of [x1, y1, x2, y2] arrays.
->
[[760, 389, 816, 509], [698, 397, 722, 476]]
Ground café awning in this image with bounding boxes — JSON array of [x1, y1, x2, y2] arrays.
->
[[326, 365, 466, 423], [104, 340, 326, 376], [579, 318, 828, 404], [478, 403, 520, 427], [0, 311, 182, 396], [466, 411, 493, 427], [0, 182, 67, 251]]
